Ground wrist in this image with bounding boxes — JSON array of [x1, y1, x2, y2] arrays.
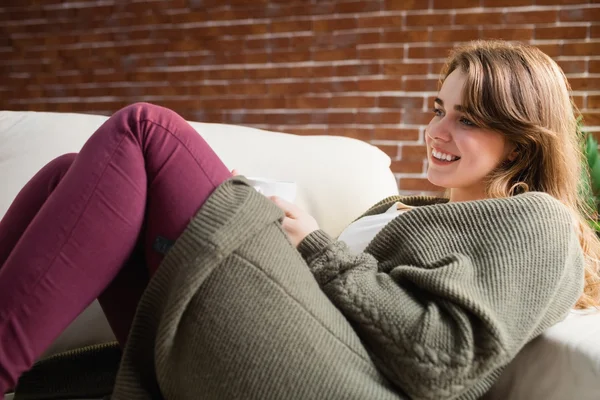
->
[[297, 229, 334, 261]]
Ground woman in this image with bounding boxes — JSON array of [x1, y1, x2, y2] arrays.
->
[[1, 40, 598, 399]]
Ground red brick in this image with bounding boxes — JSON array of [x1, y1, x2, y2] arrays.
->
[[403, 110, 434, 125], [226, 83, 268, 96], [246, 67, 285, 79], [241, 97, 286, 109], [536, 26, 588, 40], [559, 7, 600, 22], [269, 82, 311, 95], [398, 178, 444, 192], [593, 25, 600, 38], [430, 28, 480, 43], [356, 111, 402, 124], [588, 95, 600, 109], [312, 80, 358, 93], [383, 62, 431, 76], [582, 112, 600, 126], [391, 160, 424, 173], [313, 18, 357, 32], [534, 44, 562, 57], [572, 96, 585, 109], [537, 0, 592, 4], [374, 128, 420, 141], [317, 32, 380, 48], [563, 42, 600, 57], [313, 48, 357, 61], [377, 145, 400, 159], [556, 60, 587, 74], [271, 20, 312, 33], [403, 78, 439, 92], [288, 35, 315, 49], [326, 112, 356, 124], [379, 96, 424, 109], [205, 69, 246, 80], [330, 96, 377, 108], [569, 78, 600, 91], [334, 1, 382, 13], [434, 0, 480, 8], [285, 96, 330, 109], [238, 52, 270, 64], [357, 78, 403, 91], [335, 64, 381, 76], [480, 28, 534, 41], [271, 50, 311, 63], [590, 60, 600, 73], [483, 0, 533, 5], [505, 10, 557, 24], [382, 30, 430, 43], [330, 128, 373, 141], [402, 144, 428, 159], [197, 98, 240, 110], [279, 2, 335, 18], [359, 46, 405, 60], [454, 12, 504, 25], [408, 45, 453, 59], [385, 0, 430, 10], [406, 13, 453, 26], [358, 15, 403, 29]]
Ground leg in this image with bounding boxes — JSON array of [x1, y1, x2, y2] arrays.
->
[[0, 103, 231, 393], [0, 153, 149, 350]]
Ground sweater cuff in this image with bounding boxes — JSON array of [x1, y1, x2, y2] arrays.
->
[[297, 229, 334, 262]]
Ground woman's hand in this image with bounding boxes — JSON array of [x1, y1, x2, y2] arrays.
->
[[269, 196, 319, 247]]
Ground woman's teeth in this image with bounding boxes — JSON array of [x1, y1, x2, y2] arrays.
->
[[432, 149, 460, 162]]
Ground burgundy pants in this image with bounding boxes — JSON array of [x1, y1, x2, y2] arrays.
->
[[0, 103, 231, 392]]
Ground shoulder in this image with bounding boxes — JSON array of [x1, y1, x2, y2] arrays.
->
[[504, 192, 573, 220]]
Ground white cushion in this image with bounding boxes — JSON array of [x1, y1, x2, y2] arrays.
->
[[0, 109, 399, 356], [484, 309, 600, 400]]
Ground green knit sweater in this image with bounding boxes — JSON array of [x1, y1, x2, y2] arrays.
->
[[112, 177, 584, 400]]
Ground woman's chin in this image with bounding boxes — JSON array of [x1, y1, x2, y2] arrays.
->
[[426, 171, 453, 189]]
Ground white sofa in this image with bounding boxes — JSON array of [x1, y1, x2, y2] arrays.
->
[[1, 109, 600, 400]]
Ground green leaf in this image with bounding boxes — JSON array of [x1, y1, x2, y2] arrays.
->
[[586, 134, 599, 168]]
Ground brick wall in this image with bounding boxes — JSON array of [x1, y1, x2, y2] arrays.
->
[[1, 0, 598, 195]]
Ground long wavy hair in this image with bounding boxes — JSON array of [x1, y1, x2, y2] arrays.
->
[[440, 40, 600, 309]]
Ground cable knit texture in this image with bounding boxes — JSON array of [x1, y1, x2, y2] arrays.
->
[[111, 177, 584, 400]]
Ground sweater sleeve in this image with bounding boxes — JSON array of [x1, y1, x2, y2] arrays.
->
[[297, 193, 585, 400]]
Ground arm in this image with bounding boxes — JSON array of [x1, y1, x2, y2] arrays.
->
[[290, 193, 584, 399]]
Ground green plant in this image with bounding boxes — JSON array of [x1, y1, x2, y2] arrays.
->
[[579, 118, 600, 232]]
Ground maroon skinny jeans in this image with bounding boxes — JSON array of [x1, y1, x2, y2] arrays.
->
[[0, 103, 231, 392]]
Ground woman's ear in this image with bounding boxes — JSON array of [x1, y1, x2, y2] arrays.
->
[[507, 143, 519, 162]]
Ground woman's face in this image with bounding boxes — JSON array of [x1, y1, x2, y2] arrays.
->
[[425, 68, 515, 202]]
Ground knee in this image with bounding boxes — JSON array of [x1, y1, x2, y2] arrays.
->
[[44, 153, 77, 189], [116, 102, 166, 121], [47, 153, 77, 172]]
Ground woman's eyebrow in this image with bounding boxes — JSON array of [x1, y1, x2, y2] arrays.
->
[[434, 97, 467, 112]]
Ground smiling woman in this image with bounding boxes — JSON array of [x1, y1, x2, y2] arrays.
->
[[425, 69, 516, 202], [425, 40, 600, 310], [0, 40, 598, 400]]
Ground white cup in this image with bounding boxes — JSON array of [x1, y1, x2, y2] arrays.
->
[[246, 177, 297, 203]]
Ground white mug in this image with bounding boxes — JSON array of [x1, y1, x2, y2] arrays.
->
[[245, 177, 297, 203]]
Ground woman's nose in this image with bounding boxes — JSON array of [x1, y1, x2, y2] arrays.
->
[[427, 118, 452, 142]]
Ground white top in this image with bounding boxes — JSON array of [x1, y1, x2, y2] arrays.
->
[[338, 202, 412, 254]]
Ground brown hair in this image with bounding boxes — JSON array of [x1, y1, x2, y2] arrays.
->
[[440, 40, 600, 309]]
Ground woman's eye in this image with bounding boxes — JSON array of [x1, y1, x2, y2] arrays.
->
[[432, 108, 443, 117], [460, 117, 476, 127]]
